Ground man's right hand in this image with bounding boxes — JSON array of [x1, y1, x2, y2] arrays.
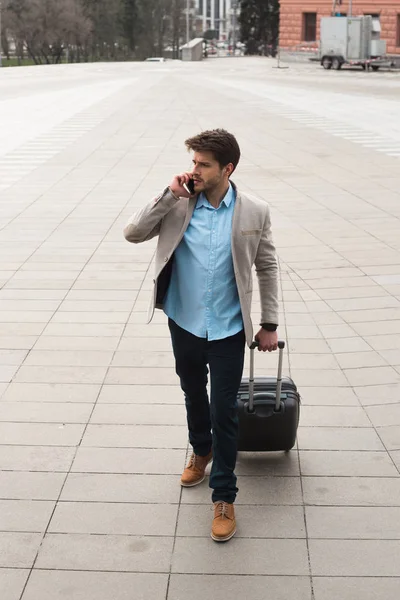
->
[[169, 173, 194, 198]]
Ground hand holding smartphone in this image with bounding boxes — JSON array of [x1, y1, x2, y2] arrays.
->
[[169, 172, 196, 198], [183, 178, 196, 196]]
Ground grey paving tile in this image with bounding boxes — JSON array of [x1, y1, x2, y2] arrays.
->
[[300, 386, 359, 406], [168, 574, 312, 600], [306, 506, 400, 539], [365, 403, 400, 427], [391, 450, 400, 470], [49, 501, 178, 536], [118, 336, 174, 352], [377, 426, 400, 451], [289, 369, 349, 387], [326, 296, 400, 311], [0, 402, 92, 423], [335, 351, 387, 369], [319, 324, 358, 338], [71, 447, 186, 474], [309, 539, 400, 576], [23, 350, 114, 367], [0, 445, 75, 472], [111, 351, 175, 368], [22, 571, 168, 600], [105, 367, 177, 385], [379, 349, 400, 366], [34, 336, 120, 351], [353, 321, 400, 336], [364, 334, 400, 351], [176, 504, 305, 538], [0, 472, 65, 500], [312, 577, 400, 600], [0, 324, 45, 336], [0, 532, 42, 567], [0, 568, 29, 600], [35, 533, 173, 572], [0, 499, 55, 532], [288, 354, 339, 370], [315, 286, 388, 300], [235, 451, 300, 476], [2, 382, 101, 403], [13, 366, 107, 384], [299, 450, 399, 477], [43, 323, 124, 337], [0, 423, 85, 446], [82, 424, 188, 448], [0, 311, 53, 323], [300, 406, 370, 427], [286, 339, 332, 353], [122, 324, 170, 338], [343, 366, 400, 386], [60, 473, 181, 504], [171, 537, 309, 575], [89, 404, 186, 426], [298, 427, 384, 451], [0, 365, 19, 383], [302, 476, 400, 506], [97, 384, 182, 404], [0, 349, 28, 365], [0, 337, 38, 350], [354, 384, 400, 406], [50, 311, 129, 324], [284, 325, 323, 339], [326, 337, 372, 353], [181, 476, 302, 505]]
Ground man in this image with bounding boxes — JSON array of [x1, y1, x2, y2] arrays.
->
[[124, 129, 279, 542]]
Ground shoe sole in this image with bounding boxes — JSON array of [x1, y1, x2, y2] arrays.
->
[[180, 474, 206, 488], [180, 457, 212, 488], [211, 527, 237, 542]]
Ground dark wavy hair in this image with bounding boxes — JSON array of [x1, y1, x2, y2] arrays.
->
[[185, 128, 241, 173]]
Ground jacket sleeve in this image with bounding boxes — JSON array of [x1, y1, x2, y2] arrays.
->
[[254, 206, 279, 325], [123, 188, 180, 244]]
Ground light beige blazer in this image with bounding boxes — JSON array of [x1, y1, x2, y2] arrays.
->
[[124, 184, 279, 346]]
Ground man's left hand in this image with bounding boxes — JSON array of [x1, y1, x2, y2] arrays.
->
[[255, 328, 278, 352]]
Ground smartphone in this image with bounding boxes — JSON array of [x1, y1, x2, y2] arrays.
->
[[183, 178, 196, 195]]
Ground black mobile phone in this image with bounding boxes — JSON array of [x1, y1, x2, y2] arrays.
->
[[183, 178, 196, 195]]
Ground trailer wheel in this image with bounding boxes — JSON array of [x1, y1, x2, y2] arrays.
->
[[371, 65, 379, 71], [322, 57, 332, 70], [331, 58, 342, 70]]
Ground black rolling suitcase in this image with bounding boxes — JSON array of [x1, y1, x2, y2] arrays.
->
[[237, 341, 300, 451]]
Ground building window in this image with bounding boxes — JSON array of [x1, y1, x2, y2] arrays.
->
[[302, 13, 317, 42], [397, 14, 400, 46]]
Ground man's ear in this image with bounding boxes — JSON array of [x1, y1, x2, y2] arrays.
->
[[225, 163, 234, 177]]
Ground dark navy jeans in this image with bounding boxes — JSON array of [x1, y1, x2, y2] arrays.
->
[[168, 318, 245, 504]]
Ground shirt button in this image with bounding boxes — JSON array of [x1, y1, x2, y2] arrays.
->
[[164, 257, 168, 262]]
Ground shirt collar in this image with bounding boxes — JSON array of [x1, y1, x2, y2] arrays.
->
[[196, 183, 235, 210]]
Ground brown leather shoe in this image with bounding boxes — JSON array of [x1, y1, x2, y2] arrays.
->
[[180, 451, 212, 487], [211, 501, 236, 542]]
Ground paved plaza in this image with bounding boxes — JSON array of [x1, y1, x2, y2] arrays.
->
[[0, 57, 400, 599]]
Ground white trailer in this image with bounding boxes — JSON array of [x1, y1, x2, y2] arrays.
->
[[319, 16, 390, 71]]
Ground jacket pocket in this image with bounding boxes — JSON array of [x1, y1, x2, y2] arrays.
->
[[241, 229, 262, 236]]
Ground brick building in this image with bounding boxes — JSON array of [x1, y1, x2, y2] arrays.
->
[[279, 1, 400, 55]]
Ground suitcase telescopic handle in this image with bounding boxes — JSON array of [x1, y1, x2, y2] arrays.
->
[[248, 340, 285, 413]]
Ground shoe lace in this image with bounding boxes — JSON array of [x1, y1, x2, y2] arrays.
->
[[214, 501, 229, 518], [189, 454, 200, 469]]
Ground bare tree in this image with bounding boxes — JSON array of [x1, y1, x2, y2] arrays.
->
[[4, 0, 191, 65], [6, 0, 91, 64]]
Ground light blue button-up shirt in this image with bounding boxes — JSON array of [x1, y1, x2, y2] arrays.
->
[[164, 184, 243, 340]]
